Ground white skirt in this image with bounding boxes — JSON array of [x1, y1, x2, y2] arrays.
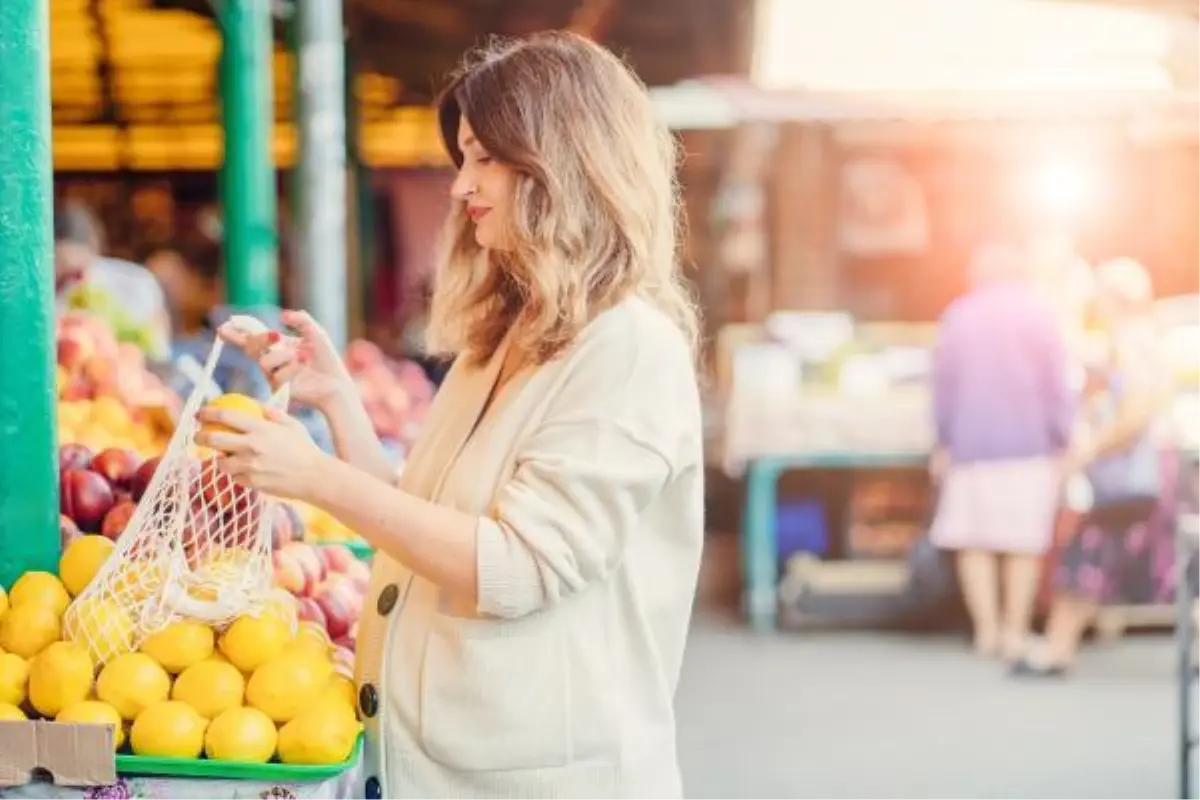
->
[[929, 456, 1061, 556]]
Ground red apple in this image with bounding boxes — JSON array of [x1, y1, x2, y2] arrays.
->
[[285, 543, 327, 593], [320, 544, 356, 575], [295, 597, 327, 629], [60, 469, 115, 532], [269, 502, 296, 550], [56, 329, 95, 373], [130, 456, 162, 501], [59, 443, 95, 473], [272, 548, 307, 596], [315, 583, 357, 640], [198, 458, 256, 517], [344, 558, 371, 593], [90, 448, 144, 492], [60, 514, 82, 549], [101, 499, 137, 541], [331, 645, 355, 676]]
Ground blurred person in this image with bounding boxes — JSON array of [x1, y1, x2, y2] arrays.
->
[[54, 200, 171, 358], [195, 32, 704, 798], [1016, 257, 1177, 677], [930, 241, 1074, 661]]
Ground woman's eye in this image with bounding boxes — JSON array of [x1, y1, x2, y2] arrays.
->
[[476, 155, 493, 165]]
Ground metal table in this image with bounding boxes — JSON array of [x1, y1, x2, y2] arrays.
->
[[740, 451, 928, 632]]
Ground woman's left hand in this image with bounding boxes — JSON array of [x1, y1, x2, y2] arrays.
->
[[195, 407, 326, 501]]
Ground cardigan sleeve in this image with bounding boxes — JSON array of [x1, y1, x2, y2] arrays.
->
[[474, 311, 693, 619]]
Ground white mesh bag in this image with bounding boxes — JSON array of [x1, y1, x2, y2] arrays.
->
[[65, 315, 290, 665]]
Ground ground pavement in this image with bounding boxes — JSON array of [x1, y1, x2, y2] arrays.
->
[[675, 616, 1179, 799]]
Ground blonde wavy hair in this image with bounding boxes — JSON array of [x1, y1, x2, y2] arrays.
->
[[426, 31, 699, 366]]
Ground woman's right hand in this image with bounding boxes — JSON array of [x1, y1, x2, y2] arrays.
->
[[218, 310, 352, 411]]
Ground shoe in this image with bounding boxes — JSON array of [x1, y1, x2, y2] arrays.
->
[[1010, 658, 1067, 678]]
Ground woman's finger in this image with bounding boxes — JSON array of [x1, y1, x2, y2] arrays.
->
[[282, 310, 337, 357], [259, 346, 298, 377], [216, 454, 254, 483], [197, 409, 267, 435], [195, 430, 254, 454]]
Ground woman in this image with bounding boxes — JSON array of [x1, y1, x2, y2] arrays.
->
[[929, 241, 1074, 662], [197, 32, 705, 798], [1016, 258, 1174, 677]]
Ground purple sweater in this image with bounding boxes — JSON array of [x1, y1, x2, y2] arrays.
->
[[933, 282, 1074, 463]]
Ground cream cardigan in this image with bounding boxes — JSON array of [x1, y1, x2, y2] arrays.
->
[[354, 298, 705, 799]]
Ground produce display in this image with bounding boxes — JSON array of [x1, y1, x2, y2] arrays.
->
[[56, 310, 177, 457], [0, 542, 360, 767], [345, 339, 433, 451], [56, 439, 369, 657]]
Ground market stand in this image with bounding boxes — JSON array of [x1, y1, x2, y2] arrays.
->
[[0, 2, 368, 794], [666, 78, 1200, 633]]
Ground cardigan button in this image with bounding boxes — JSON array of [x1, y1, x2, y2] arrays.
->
[[376, 583, 399, 615], [359, 682, 379, 718], [365, 776, 382, 799]]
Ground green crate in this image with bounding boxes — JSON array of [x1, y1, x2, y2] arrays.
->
[[115, 733, 362, 782]]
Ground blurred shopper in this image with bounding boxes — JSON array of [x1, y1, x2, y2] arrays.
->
[[930, 241, 1074, 661], [54, 200, 171, 359], [1016, 257, 1176, 677]]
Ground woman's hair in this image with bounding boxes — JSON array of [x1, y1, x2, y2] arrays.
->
[[428, 31, 699, 365]]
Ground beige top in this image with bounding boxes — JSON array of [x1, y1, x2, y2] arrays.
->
[[355, 297, 705, 798]]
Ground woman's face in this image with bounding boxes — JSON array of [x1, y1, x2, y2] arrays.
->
[[450, 117, 516, 250]]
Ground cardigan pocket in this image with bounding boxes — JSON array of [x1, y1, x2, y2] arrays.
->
[[419, 612, 571, 772]]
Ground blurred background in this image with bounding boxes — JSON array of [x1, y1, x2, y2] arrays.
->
[[41, 0, 1200, 797]]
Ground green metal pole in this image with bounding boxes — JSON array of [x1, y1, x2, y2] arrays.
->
[[219, 0, 279, 309], [0, 0, 60, 588]]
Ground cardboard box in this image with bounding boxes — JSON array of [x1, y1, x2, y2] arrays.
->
[[0, 721, 115, 788]]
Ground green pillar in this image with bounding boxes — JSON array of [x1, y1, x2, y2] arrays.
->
[[0, 0, 60, 588], [219, 0, 279, 308]]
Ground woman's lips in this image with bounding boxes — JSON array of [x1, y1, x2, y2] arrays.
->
[[467, 207, 490, 222]]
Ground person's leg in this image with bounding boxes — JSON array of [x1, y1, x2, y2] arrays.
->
[[1000, 553, 1043, 661], [956, 549, 1000, 654], [1034, 592, 1098, 668]]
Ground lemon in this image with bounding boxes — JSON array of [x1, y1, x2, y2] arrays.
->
[[8, 572, 70, 616], [130, 701, 207, 759], [96, 653, 171, 721], [111, 559, 165, 603], [277, 700, 361, 765], [245, 652, 333, 723], [0, 702, 26, 720], [172, 658, 245, 720], [200, 393, 265, 437], [0, 586, 8, 619], [63, 596, 135, 665], [141, 621, 214, 674], [204, 706, 278, 763], [57, 700, 125, 750], [28, 641, 94, 718], [0, 604, 61, 658], [218, 613, 292, 673], [0, 652, 30, 707], [319, 673, 357, 711], [59, 536, 115, 597]]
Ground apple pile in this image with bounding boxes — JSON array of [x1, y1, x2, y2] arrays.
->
[[57, 311, 178, 414], [345, 339, 433, 449], [58, 443, 158, 548], [272, 543, 369, 657]]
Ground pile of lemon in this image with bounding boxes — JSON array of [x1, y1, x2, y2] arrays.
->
[[0, 535, 360, 766]]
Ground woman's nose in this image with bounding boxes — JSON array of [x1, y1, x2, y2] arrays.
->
[[450, 167, 475, 201]]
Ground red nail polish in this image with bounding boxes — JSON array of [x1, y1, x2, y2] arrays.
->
[[266, 331, 282, 344]]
